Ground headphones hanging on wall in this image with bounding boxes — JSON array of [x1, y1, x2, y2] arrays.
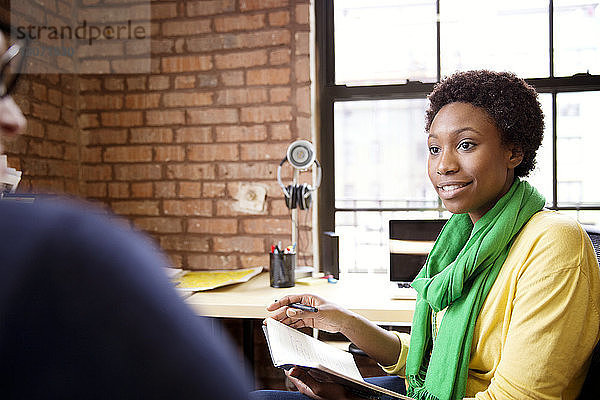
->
[[277, 140, 322, 210]]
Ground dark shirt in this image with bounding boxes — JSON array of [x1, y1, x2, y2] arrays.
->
[[0, 198, 249, 399]]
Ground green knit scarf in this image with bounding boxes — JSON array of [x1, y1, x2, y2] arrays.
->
[[406, 179, 545, 400]]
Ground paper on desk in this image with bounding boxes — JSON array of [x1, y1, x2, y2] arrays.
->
[[172, 266, 263, 292]]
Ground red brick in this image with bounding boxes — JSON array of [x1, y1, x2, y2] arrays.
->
[[108, 182, 130, 198], [216, 88, 268, 105], [149, 75, 170, 90], [240, 106, 292, 123], [269, 11, 290, 26], [134, 217, 182, 233], [162, 19, 211, 36], [270, 199, 291, 216], [81, 165, 112, 181], [188, 218, 238, 234], [187, 0, 235, 16], [127, 77, 147, 90], [295, 31, 310, 55], [164, 200, 212, 216], [104, 77, 125, 91], [295, 56, 310, 83], [79, 60, 110, 74], [32, 103, 60, 122], [187, 254, 239, 270], [188, 144, 239, 161], [214, 50, 267, 70], [217, 162, 277, 180], [270, 87, 291, 103], [162, 56, 212, 73], [147, 110, 185, 126], [238, 30, 291, 48], [101, 112, 143, 127], [221, 71, 245, 86], [104, 146, 153, 163], [31, 82, 47, 101], [296, 86, 310, 113], [47, 89, 62, 107], [178, 182, 202, 198], [155, 146, 185, 162], [160, 236, 210, 252], [175, 127, 212, 143], [80, 94, 123, 110], [215, 14, 265, 32], [131, 182, 154, 198], [85, 129, 128, 145], [240, 0, 289, 11], [163, 92, 213, 107], [81, 147, 102, 163], [187, 108, 239, 125], [85, 182, 107, 198], [213, 236, 264, 253], [26, 119, 44, 138], [243, 218, 290, 234], [215, 125, 267, 142], [79, 113, 99, 129], [47, 124, 77, 143], [240, 142, 288, 161], [247, 68, 290, 85], [166, 164, 216, 180], [112, 200, 160, 216], [154, 181, 177, 198], [270, 123, 292, 140], [174, 75, 196, 89], [203, 182, 227, 197], [240, 254, 269, 268], [296, 3, 310, 24], [111, 59, 153, 75], [130, 128, 173, 143], [151, 2, 178, 19], [297, 116, 311, 138], [125, 93, 161, 109], [115, 165, 162, 181], [79, 77, 101, 92]]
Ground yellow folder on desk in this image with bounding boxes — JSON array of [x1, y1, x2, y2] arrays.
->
[[172, 266, 263, 292]]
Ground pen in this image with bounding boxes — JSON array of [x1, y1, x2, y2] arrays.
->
[[288, 302, 318, 313]]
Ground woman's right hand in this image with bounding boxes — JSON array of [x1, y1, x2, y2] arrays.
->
[[266, 294, 353, 334]]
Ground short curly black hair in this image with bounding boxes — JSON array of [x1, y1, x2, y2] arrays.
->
[[425, 70, 544, 178]]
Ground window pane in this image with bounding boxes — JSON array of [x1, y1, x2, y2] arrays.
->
[[527, 93, 553, 204], [554, 0, 600, 76], [557, 91, 600, 206], [441, 0, 549, 78], [334, 0, 437, 85], [334, 99, 438, 210], [336, 210, 450, 274]]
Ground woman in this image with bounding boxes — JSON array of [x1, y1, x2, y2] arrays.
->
[[252, 70, 600, 400]]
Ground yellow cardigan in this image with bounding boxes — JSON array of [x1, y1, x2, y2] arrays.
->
[[383, 210, 600, 399]]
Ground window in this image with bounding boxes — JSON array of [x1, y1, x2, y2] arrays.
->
[[316, 0, 600, 274]]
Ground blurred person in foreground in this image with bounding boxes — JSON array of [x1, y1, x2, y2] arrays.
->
[[251, 70, 600, 400], [0, 21, 249, 399]]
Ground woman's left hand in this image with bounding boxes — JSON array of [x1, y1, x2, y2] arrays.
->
[[285, 367, 364, 400]]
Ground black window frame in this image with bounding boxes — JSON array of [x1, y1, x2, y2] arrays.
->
[[316, 0, 600, 270]]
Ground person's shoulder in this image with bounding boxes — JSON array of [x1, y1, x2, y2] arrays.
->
[[521, 209, 583, 241], [515, 210, 593, 270]]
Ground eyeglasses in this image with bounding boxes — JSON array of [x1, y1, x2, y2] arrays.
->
[[0, 40, 24, 99]]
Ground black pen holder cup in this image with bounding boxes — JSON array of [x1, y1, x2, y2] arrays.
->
[[269, 253, 295, 288]]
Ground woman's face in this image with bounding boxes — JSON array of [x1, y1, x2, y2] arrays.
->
[[427, 102, 523, 223], [0, 31, 26, 154]]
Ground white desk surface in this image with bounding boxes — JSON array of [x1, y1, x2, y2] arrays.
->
[[185, 272, 415, 326]]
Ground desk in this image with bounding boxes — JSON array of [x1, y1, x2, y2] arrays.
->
[[186, 272, 415, 383], [186, 272, 415, 325]]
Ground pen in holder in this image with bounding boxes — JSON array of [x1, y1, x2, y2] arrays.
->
[[269, 252, 295, 288]]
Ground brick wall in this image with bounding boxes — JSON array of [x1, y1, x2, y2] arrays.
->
[[3, 0, 313, 270]]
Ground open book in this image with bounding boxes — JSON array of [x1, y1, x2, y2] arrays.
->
[[263, 318, 414, 400]]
